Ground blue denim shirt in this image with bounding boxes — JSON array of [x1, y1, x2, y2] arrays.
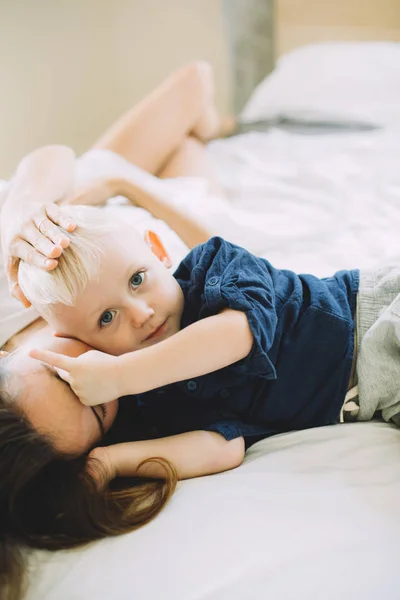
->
[[106, 237, 359, 449]]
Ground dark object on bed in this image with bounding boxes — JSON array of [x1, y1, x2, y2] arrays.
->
[[230, 116, 381, 136]]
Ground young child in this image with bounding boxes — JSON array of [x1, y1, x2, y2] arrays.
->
[[20, 206, 400, 482]]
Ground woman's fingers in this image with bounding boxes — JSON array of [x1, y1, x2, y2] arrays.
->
[[21, 202, 76, 259], [33, 216, 69, 249], [5, 203, 77, 304], [7, 202, 76, 273], [10, 237, 59, 269], [45, 202, 76, 233], [29, 348, 74, 373], [20, 221, 64, 259], [7, 243, 57, 304], [32, 213, 70, 249], [6, 258, 31, 306], [11, 282, 32, 308]]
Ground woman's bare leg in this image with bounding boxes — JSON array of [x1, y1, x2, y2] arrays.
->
[[156, 135, 221, 193], [92, 62, 233, 182]]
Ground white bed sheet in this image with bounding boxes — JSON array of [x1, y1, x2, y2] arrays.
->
[[28, 423, 400, 600], [206, 127, 400, 275], [26, 125, 400, 600]]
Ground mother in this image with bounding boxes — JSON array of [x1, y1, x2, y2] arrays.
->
[[0, 63, 231, 600]]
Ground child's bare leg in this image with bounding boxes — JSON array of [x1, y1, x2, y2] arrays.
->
[[92, 62, 233, 180]]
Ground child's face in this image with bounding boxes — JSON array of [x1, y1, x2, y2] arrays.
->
[[46, 228, 185, 356]]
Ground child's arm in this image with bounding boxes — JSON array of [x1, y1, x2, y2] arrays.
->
[[30, 308, 254, 406], [90, 431, 245, 483], [119, 308, 253, 396]]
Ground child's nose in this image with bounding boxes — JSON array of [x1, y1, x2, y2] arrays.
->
[[127, 300, 155, 328]]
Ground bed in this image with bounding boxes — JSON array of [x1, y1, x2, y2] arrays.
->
[[22, 10, 400, 600]]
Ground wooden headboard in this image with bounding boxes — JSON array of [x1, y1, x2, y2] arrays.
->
[[276, 0, 400, 56]]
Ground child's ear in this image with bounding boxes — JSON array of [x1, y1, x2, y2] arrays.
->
[[144, 230, 173, 268]]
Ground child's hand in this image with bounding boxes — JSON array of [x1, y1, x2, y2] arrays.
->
[[29, 348, 122, 406]]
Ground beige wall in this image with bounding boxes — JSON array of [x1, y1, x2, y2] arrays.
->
[[276, 0, 400, 56], [0, 0, 231, 178], [3, 0, 399, 178]]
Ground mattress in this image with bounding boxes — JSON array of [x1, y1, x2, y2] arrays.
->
[[24, 42, 400, 599]]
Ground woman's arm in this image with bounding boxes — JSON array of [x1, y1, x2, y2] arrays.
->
[[3, 145, 75, 208], [1, 145, 76, 248], [66, 177, 210, 248], [90, 431, 245, 482], [103, 177, 211, 249], [0, 146, 77, 303]]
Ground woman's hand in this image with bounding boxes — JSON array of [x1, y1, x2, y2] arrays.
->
[[4, 177, 119, 306], [29, 347, 123, 406], [5, 203, 76, 306], [0, 145, 76, 303]]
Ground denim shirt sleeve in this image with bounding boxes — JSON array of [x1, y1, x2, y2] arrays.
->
[[175, 237, 277, 380], [202, 419, 278, 445]]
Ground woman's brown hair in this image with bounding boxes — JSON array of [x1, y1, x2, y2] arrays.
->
[[0, 366, 177, 600]]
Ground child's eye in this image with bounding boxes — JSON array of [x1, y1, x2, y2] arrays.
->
[[99, 309, 117, 328], [130, 271, 145, 289]]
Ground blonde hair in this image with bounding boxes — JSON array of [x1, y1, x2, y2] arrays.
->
[[18, 206, 119, 315]]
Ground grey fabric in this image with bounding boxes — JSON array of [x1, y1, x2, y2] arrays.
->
[[356, 266, 400, 423], [222, 0, 274, 113]]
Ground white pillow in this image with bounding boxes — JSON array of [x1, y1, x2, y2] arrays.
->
[[241, 42, 400, 128]]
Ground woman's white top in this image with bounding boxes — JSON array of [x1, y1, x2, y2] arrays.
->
[[0, 149, 198, 347]]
